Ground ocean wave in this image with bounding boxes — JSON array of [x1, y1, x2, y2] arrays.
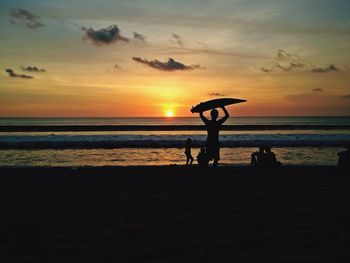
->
[[1, 124, 350, 132], [0, 134, 349, 149]]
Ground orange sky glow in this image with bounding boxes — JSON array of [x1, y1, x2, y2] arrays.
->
[[1, 1, 349, 117]]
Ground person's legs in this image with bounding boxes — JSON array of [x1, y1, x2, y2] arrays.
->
[[190, 155, 194, 165], [212, 145, 220, 168]]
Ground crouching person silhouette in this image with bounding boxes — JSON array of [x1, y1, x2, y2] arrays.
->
[[199, 106, 229, 168], [197, 146, 208, 169]]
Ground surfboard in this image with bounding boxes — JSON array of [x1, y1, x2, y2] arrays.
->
[[191, 98, 247, 113]]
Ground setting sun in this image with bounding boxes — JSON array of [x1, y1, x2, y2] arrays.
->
[[165, 110, 174, 117]]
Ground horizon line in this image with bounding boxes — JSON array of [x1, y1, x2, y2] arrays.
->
[[1, 115, 350, 118]]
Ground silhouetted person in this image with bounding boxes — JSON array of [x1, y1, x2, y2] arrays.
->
[[264, 146, 282, 167], [251, 147, 265, 166], [199, 106, 229, 168], [197, 146, 208, 168], [338, 146, 350, 168], [185, 138, 194, 166]]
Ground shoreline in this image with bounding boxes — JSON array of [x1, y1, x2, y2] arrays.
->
[[1, 124, 350, 132], [0, 164, 343, 169]]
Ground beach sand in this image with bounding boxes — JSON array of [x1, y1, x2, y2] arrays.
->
[[1, 166, 350, 262]]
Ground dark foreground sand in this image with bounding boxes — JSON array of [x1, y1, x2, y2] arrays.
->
[[1, 166, 350, 262]]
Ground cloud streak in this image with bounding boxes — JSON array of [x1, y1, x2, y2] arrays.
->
[[82, 25, 129, 46], [261, 67, 273, 73], [133, 32, 146, 43], [5, 69, 33, 79], [132, 57, 200, 71], [171, 33, 184, 46], [21, 66, 46, 72], [277, 49, 298, 61], [261, 49, 340, 74], [275, 63, 292, 72], [261, 49, 305, 73], [9, 8, 44, 29], [311, 64, 339, 73], [209, 92, 225, 96]]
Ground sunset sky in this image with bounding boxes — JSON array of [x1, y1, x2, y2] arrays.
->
[[0, 0, 350, 117]]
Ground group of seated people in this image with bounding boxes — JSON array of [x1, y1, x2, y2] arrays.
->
[[187, 138, 349, 168], [195, 145, 283, 168], [251, 146, 283, 167]]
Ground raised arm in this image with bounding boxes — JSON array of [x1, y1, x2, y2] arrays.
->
[[218, 106, 229, 124], [199, 111, 209, 125]]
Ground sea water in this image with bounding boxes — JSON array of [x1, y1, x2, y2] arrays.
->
[[0, 117, 349, 167]]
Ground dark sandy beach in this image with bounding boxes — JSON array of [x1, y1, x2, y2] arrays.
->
[[1, 166, 350, 262]]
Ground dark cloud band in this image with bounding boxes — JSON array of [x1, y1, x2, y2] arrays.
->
[[132, 57, 200, 71], [82, 25, 129, 46], [311, 64, 339, 73], [9, 8, 44, 29], [6, 69, 33, 79], [21, 66, 46, 72]]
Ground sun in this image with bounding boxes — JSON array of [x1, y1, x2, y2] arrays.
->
[[165, 110, 174, 117]]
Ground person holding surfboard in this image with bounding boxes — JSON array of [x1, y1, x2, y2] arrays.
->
[[199, 106, 229, 168], [191, 97, 246, 167]]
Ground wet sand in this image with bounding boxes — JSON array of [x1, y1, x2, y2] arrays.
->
[[1, 166, 350, 262]]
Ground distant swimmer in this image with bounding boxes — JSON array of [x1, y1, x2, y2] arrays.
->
[[185, 138, 194, 166], [197, 146, 208, 168], [338, 146, 350, 168], [199, 106, 229, 168]]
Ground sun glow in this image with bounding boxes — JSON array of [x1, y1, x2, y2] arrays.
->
[[165, 110, 174, 117]]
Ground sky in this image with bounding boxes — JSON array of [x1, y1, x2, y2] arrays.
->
[[0, 0, 350, 117]]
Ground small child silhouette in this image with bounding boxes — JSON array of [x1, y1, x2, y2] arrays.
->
[[185, 138, 194, 166]]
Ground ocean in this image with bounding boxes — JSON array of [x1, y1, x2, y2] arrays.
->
[[0, 117, 349, 167]]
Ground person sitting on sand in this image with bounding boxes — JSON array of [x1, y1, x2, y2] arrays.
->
[[185, 138, 194, 166], [338, 146, 350, 168], [197, 147, 208, 168], [199, 106, 229, 168], [264, 146, 282, 167], [251, 147, 266, 166], [251, 147, 282, 167]]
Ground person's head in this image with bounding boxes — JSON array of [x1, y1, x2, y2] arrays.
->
[[210, 109, 218, 120], [259, 146, 264, 152], [200, 147, 206, 153], [265, 146, 271, 153], [186, 138, 192, 143]]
